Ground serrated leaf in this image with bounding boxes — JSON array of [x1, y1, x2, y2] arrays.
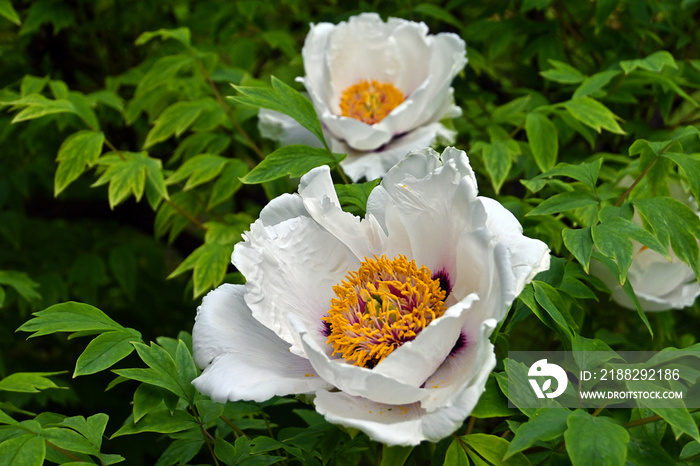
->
[[527, 191, 599, 216], [562, 227, 594, 272], [620, 51, 678, 74], [565, 410, 628, 466], [530, 158, 602, 192], [561, 97, 625, 134], [60, 413, 109, 450], [74, 329, 142, 377], [232, 76, 327, 148], [0, 372, 65, 393], [18, 301, 124, 337], [541, 59, 585, 84], [525, 112, 558, 171], [241, 145, 345, 184], [54, 130, 105, 196], [93, 151, 167, 208], [128, 341, 194, 401], [0, 0, 21, 25]]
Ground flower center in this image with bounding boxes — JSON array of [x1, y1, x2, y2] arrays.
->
[[339, 80, 405, 125], [322, 255, 447, 369]]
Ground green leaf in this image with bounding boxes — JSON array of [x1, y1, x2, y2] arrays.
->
[[573, 70, 621, 98], [562, 227, 593, 272], [232, 76, 327, 148], [74, 329, 142, 377], [565, 410, 628, 466], [111, 410, 197, 438], [505, 408, 569, 459], [462, 434, 530, 465], [135, 27, 191, 47], [525, 112, 558, 171], [640, 400, 700, 442], [0, 434, 45, 466], [60, 413, 109, 451], [413, 3, 462, 29], [208, 159, 249, 209], [591, 223, 634, 284], [54, 130, 105, 196], [144, 100, 213, 148], [93, 151, 168, 208], [635, 197, 700, 279], [471, 375, 515, 418], [533, 281, 574, 340], [0, 0, 21, 25], [443, 439, 469, 466], [166, 153, 229, 190], [155, 437, 205, 466], [0, 372, 65, 393], [241, 145, 345, 184], [541, 59, 585, 84], [620, 51, 678, 74], [595, 0, 619, 32], [561, 97, 625, 134], [482, 138, 519, 194], [380, 445, 413, 466], [626, 434, 676, 466], [660, 152, 700, 203], [335, 179, 380, 216], [18, 302, 124, 337], [527, 191, 599, 216], [0, 270, 41, 303], [42, 427, 96, 456], [10, 95, 77, 123]]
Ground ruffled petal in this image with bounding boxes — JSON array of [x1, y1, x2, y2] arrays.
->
[[290, 315, 427, 405], [233, 205, 359, 355], [192, 284, 330, 403], [313, 337, 494, 446]]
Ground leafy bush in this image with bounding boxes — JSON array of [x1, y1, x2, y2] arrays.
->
[[1, 0, 699, 464]]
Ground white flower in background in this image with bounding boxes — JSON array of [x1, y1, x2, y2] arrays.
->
[[192, 147, 550, 446], [591, 186, 700, 312], [259, 12, 467, 182]]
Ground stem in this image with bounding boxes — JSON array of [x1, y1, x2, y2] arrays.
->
[[163, 197, 207, 231], [201, 424, 221, 466], [614, 158, 657, 206], [334, 164, 351, 185], [195, 60, 264, 163], [465, 416, 476, 435], [46, 440, 85, 462], [219, 415, 250, 439]]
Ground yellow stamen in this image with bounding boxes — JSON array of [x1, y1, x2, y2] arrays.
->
[[322, 255, 447, 368], [339, 80, 405, 125]]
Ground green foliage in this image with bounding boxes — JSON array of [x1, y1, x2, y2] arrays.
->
[[1, 0, 700, 464]]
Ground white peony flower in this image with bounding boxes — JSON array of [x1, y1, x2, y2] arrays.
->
[[192, 147, 550, 446], [591, 188, 700, 312], [259, 12, 467, 182]]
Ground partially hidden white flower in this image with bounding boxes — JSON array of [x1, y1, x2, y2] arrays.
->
[[192, 147, 550, 446], [590, 185, 700, 312], [259, 12, 467, 182]]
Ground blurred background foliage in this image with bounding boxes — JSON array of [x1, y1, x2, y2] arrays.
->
[[1, 0, 700, 464]]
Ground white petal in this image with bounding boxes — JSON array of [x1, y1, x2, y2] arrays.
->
[[313, 339, 494, 447], [420, 319, 497, 411], [258, 109, 324, 148], [291, 315, 427, 405], [192, 284, 330, 403], [233, 210, 359, 356], [338, 123, 455, 182], [373, 293, 479, 386]]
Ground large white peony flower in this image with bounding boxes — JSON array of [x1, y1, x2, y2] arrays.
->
[[192, 147, 550, 446], [259, 12, 467, 182], [591, 187, 700, 312]]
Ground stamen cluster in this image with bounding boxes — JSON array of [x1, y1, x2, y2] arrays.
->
[[339, 80, 405, 125], [323, 255, 447, 368]]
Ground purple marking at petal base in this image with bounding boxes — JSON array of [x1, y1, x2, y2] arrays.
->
[[432, 268, 452, 298], [448, 332, 468, 357]]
